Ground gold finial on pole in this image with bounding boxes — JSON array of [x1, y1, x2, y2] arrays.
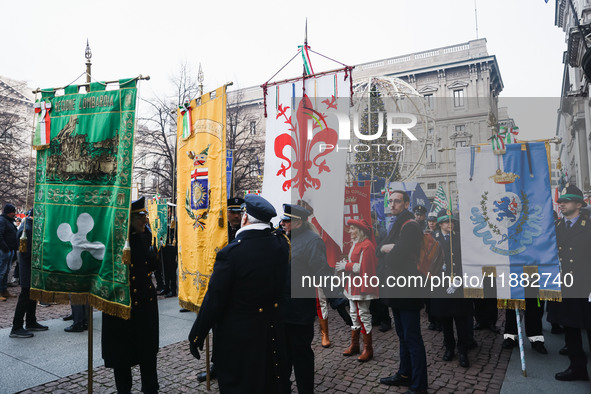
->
[[85, 39, 92, 85]]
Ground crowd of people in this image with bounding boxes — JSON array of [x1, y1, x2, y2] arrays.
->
[[2, 183, 591, 393]]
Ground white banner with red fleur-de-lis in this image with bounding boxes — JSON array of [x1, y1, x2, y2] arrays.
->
[[262, 70, 350, 250]]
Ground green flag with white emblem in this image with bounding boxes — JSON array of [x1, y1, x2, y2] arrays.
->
[[31, 79, 138, 319]]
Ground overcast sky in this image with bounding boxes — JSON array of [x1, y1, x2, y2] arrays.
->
[[2, 0, 565, 139]]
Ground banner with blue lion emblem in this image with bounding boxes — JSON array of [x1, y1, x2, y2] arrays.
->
[[456, 142, 561, 304]]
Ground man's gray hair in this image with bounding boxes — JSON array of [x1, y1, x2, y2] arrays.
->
[[246, 213, 265, 225]]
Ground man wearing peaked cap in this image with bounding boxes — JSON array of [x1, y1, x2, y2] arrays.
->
[[196, 196, 246, 383], [549, 184, 591, 382], [413, 205, 427, 232], [102, 196, 160, 393], [189, 193, 290, 392], [279, 202, 332, 393]]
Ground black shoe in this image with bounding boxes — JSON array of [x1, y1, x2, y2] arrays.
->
[[179, 308, 190, 313], [379, 321, 392, 332], [559, 345, 569, 355], [531, 341, 548, 354], [473, 322, 484, 330], [488, 324, 500, 334], [459, 353, 470, 368], [379, 373, 411, 386], [427, 322, 436, 331], [62, 314, 73, 321], [157, 289, 169, 296], [555, 368, 589, 381], [502, 338, 517, 349], [442, 348, 454, 361], [467, 340, 478, 350], [26, 322, 48, 331], [9, 328, 34, 338], [197, 365, 217, 382], [402, 390, 428, 394], [64, 323, 85, 333]]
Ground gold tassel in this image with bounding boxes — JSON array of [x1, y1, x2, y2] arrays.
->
[[19, 231, 28, 253], [122, 239, 131, 265], [497, 298, 526, 310], [539, 289, 563, 302]]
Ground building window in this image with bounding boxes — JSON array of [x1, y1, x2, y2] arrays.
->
[[0, 156, 10, 172], [140, 177, 146, 191], [427, 183, 437, 190], [455, 140, 467, 148], [424, 94, 434, 109], [453, 89, 464, 107], [426, 143, 435, 163], [455, 125, 465, 133], [248, 163, 259, 176], [1, 130, 13, 144], [249, 121, 256, 135]]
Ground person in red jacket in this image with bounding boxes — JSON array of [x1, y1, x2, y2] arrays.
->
[[336, 218, 379, 362]]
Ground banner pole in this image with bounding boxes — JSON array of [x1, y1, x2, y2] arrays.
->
[[515, 307, 527, 377], [88, 303, 93, 393], [205, 335, 211, 390]]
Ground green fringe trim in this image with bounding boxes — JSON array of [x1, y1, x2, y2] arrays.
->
[[30, 289, 131, 320]]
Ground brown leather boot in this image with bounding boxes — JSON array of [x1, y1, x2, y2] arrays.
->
[[358, 332, 373, 362], [343, 329, 360, 356], [319, 318, 331, 348]]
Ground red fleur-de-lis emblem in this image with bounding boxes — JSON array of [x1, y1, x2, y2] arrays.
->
[[274, 94, 339, 197]]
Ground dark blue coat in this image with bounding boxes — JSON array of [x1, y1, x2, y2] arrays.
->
[[430, 230, 473, 317], [189, 227, 290, 393], [377, 209, 424, 309], [283, 224, 331, 325], [547, 216, 591, 328], [0, 213, 17, 252]]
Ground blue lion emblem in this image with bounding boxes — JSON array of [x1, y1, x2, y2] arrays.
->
[[493, 196, 518, 223]]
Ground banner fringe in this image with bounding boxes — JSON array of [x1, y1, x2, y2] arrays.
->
[[464, 288, 484, 299], [30, 289, 131, 320], [497, 299, 526, 310], [539, 289, 562, 302], [179, 299, 200, 313]]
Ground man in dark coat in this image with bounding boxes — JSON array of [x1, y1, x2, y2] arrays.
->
[[547, 185, 591, 382], [10, 209, 49, 338], [195, 196, 244, 383], [280, 203, 331, 394], [431, 210, 473, 368], [189, 194, 290, 393], [102, 197, 159, 393], [378, 190, 428, 393], [0, 203, 18, 299]]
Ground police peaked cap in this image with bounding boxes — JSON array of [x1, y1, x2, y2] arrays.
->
[[131, 196, 148, 215], [436, 209, 456, 223], [243, 194, 276, 222], [557, 185, 587, 207], [227, 197, 245, 212], [413, 205, 427, 214], [281, 204, 311, 221]]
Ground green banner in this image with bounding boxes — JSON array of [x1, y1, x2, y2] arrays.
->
[[31, 79, 137, 319]]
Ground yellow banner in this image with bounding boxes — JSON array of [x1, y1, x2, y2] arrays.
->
[[177, 86, 228, 311]]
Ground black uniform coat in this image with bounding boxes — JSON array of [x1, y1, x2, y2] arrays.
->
[[189, 226, 290, 393], [16, 217, 32, 288], [102, 227, 159, 369], [283, 224, 331, 325], [430, 230, 473, 317], [0, 213, 17, 252], [377, 209, 424, 309], [547, 216, 591, 329]]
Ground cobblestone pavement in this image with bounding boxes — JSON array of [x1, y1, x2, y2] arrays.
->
[[2, 263, 509, 393], [12, 302, 509, 394]]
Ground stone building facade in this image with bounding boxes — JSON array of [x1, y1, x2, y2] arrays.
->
[[230, 38, 507, 204]]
